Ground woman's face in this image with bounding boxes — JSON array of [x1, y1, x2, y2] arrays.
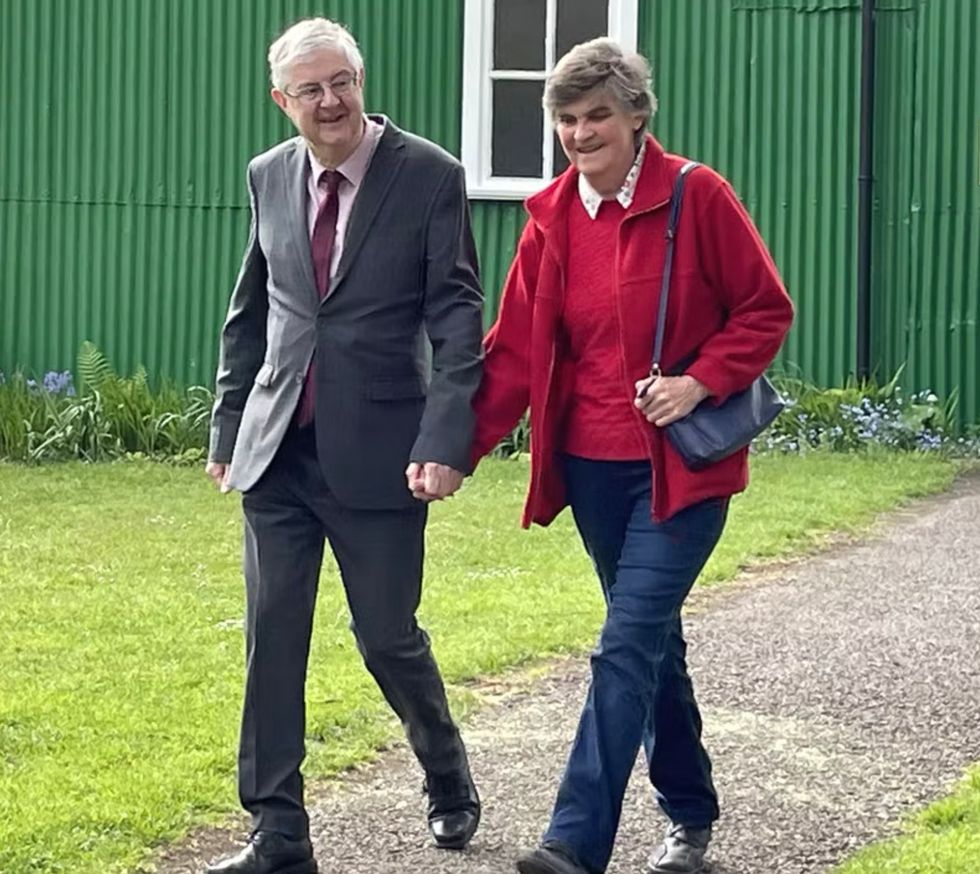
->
[[554, 88, 644, 193]]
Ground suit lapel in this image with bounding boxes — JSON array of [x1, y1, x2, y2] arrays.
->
[[327, 119, 407, 299], [280, 139, 318, 304]]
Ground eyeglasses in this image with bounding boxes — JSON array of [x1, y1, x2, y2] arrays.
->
[[283, 73, 360, 104]]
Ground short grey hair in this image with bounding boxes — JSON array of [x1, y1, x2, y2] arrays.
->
[[544, 38, 657, 126], [268, 18, 364, 90]]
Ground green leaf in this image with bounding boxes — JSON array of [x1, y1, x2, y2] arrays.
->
[[77, 341, 116, 393]]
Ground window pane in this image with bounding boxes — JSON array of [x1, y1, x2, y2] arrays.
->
[[556, 0, 609, 59], [492, 80, 544, 177], [553, 133, 570, 176], [494, 0, 546, 70]]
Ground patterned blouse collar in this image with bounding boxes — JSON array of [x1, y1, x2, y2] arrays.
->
[[577, 137, 647, 219]]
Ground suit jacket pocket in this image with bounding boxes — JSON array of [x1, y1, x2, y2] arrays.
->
[[367, 378, 427, 401]]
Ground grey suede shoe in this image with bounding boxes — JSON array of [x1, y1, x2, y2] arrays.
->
[[647, 824, 712, 873]]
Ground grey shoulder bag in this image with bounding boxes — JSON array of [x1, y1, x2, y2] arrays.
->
[[652, 161, 785, 470]]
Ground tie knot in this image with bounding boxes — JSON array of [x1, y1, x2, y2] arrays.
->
[[318, 169, 343, 195]]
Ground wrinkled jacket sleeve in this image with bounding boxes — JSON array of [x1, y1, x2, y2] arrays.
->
[[684, 176, 794, 403], [470, 219, 543, 465], [208, 164, 268, 464], [408, 163, 485, 473]]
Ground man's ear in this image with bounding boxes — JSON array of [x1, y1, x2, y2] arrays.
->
[[271, 88, 288, 112]]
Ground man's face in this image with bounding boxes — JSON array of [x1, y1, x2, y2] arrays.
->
[[272, 46, 365, 158], [555, 88, 643, 189]]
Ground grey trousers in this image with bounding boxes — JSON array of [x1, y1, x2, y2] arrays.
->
[[237, 425, 466, 837]]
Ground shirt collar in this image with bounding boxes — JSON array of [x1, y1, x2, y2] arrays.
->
[[307, 115, 383, 187], [577, 137, 647, 219]]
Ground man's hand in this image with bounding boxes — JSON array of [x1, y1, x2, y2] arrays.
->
[[634, 374, 710, 427], [405, 462, 465, 502], [205, 461, 232, 494]]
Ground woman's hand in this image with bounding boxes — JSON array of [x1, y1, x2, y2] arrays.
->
[[634, 374, 710, 427]]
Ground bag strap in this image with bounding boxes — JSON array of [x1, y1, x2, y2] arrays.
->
[[651, 160, 700, 377]]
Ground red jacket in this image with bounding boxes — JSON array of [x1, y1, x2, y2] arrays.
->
[[472, 135, 794, 526]]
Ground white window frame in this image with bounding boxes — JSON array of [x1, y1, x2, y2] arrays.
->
[[461, 0, 639, 199]]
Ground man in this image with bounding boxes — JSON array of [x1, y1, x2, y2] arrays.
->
[[204, 17, 483, 874]]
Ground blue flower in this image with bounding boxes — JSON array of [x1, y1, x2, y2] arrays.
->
[[41, 370, 76, 396]]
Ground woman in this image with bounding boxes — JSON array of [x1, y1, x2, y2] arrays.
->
[[470, 39, 794, 874]]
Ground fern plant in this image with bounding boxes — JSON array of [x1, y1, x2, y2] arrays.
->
[[77, 341, 117, 393], [1, 344, 214, 462]]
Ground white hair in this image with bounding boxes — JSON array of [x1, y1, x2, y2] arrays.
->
[[267, 18, 364, 90]]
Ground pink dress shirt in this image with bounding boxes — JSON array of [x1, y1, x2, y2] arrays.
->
[[306, 116, 384, 280]]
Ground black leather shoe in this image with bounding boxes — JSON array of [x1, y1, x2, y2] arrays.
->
[[205, 831, 317, 874], [516, 844, 591, 874], [647, 823, 712, 873], [424, 770, 481, 850]]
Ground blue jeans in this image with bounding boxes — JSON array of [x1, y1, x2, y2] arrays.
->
[[543, 456, 728, 873]]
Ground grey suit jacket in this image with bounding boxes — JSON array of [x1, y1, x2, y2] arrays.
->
[[209, 117, 484, 509]]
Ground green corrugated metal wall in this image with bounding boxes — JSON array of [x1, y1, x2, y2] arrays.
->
[[880, 0, 979, 426], [0, 0, 465, 385], [470, 200, 527, 328], [642, 0, 862, 384], [1, 1, 977, 422], [640, 0, 978, 423]]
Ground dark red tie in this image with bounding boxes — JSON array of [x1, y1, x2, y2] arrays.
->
[[297, 169, 342, 427]]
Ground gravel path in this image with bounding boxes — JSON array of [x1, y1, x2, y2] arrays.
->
[[156, 476, 980, 874]]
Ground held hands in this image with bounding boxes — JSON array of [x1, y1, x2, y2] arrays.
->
[[205, 461, 233, 494], [634, 374, 710, 427], [207, 458, 464, 501], [405, 462, 465, 502]]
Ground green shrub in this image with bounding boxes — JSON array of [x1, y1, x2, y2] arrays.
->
[[4, 353, 977, 463], [0, 344, 212, 463], [488, 368, 980, 461], [491, 411, 531, 458], [766, 368, 978, 456]]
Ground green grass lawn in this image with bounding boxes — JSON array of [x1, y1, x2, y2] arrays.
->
[[0, 452, 960, 872], [835, 766, 980, 874]]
